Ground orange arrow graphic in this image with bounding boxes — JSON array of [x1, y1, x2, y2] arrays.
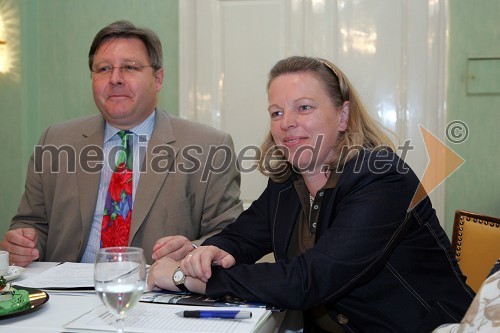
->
[[408, 125, 465, 211]]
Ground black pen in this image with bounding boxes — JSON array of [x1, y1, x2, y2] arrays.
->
[[175, 310, 252, 319]]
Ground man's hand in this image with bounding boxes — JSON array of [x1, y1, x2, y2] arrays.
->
[[181, 245, 235, 283], [152, 235, 196, 261], [0, 228, 39, 267]]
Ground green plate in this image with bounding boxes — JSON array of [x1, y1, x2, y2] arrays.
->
[[0, 286, 49, 319]]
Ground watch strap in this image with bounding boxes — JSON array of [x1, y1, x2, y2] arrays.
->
[[176, 282, 189, 292]]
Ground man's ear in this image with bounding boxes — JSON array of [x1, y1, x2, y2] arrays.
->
[[154, 68, 164, 91], [339, 101, 349, 131]]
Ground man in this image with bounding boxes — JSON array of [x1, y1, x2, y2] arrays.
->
[[0, 20, 243, 266]]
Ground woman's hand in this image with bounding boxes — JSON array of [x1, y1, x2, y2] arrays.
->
[[147, 257, 180, 291], [146, 257, 209, 295], [181, 245, 236, 283]]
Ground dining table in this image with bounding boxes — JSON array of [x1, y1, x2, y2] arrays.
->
[[0, 262, 286, 333]]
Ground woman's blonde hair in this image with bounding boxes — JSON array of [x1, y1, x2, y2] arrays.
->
[[258, 56, 395, 182]]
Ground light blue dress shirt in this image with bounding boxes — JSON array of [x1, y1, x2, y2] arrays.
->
[[81, 112, 155, 263]]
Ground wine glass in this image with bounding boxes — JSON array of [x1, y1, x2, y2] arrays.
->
[[94, 247, 146, 333]]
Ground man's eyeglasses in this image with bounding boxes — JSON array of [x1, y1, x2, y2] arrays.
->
[[91, 64, 154, 77]]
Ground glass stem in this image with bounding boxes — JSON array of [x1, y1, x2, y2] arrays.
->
[[116, 316, 125, 333]]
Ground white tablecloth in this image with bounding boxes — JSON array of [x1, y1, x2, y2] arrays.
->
[[0, 262, 285, 333]]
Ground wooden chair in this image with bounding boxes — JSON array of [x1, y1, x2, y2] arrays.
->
[[451, 210, 500, 292]]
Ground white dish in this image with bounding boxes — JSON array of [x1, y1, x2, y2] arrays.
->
[[3, 266, 26, 281]]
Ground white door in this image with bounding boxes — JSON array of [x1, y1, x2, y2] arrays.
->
[[179, 0, 447, 222]]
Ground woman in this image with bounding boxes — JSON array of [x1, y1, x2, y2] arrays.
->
[[147, 56, 474, 332]]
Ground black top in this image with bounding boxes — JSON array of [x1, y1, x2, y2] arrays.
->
[[203, 149, 474, 333]]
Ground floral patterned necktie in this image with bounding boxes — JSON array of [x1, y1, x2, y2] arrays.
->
[[101, 130, 133, 247]]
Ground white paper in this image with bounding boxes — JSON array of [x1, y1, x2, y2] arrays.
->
[[15, 262, 94, 289], [64, 303, 271, 333]]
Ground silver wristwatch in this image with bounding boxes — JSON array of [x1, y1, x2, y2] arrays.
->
[[172, 266, 189, 292]]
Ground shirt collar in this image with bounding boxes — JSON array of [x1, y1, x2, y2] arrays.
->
[[104, 110, 156, 143], [293, 170, 341, 191]]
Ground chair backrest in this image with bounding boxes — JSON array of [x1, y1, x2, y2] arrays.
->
[[451, 210, 500, 292]]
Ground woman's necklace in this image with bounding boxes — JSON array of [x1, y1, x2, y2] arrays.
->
[[309, 193, 314, 206]]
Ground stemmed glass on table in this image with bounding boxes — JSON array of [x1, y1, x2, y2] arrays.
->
[[94, 247, 147, 333]]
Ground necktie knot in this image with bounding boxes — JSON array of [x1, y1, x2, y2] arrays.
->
[[116, 130, 133, 170], [118, 129, 131, 139]]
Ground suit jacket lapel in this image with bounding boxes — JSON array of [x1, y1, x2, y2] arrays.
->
[[129, 110, 178, 240], [272, 183, 300, 260], [76, 116, 105, 237]]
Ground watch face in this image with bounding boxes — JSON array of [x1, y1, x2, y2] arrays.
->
[[173, 269, 184, 283]]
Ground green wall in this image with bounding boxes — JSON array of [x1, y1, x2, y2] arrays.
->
[[0, 0, 179, 236], [444, 0, 500, 234]]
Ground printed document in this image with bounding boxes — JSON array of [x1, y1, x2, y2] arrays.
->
[[64, 302, 271, 333], [15, 262, 94, 289]]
